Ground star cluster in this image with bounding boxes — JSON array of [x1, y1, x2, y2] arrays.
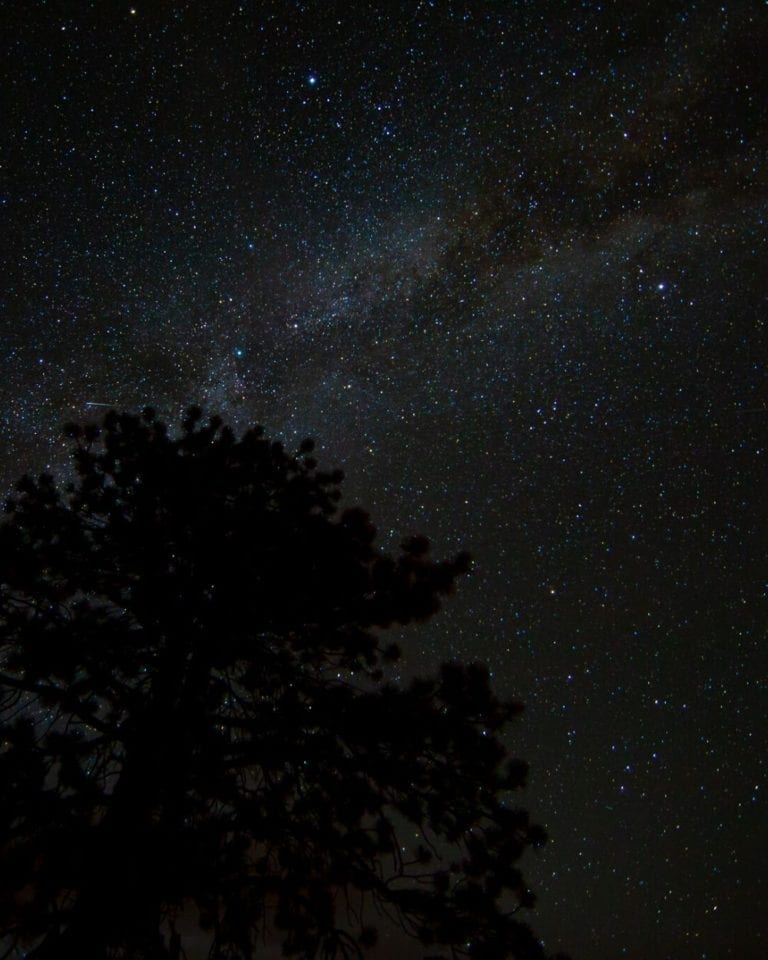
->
[[3, 2, 767, 957]]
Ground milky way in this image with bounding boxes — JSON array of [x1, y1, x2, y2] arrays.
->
[[3, 3, 767, 957]]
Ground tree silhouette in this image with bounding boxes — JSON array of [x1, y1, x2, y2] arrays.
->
[[0, 407, 565, 960]]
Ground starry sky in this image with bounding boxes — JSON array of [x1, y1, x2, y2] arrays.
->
[[2, 2, 767, 957]]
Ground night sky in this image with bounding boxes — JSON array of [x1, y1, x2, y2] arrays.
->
[[3, 2, 767, 958]]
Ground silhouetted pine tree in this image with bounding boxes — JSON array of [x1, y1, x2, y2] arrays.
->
[[0, 407, 566, 960]]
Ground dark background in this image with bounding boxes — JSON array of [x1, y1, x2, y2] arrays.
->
[[2, 2, 766, 957]]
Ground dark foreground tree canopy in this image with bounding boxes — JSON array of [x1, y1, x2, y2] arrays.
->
[[0, 407, 568, 960]]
